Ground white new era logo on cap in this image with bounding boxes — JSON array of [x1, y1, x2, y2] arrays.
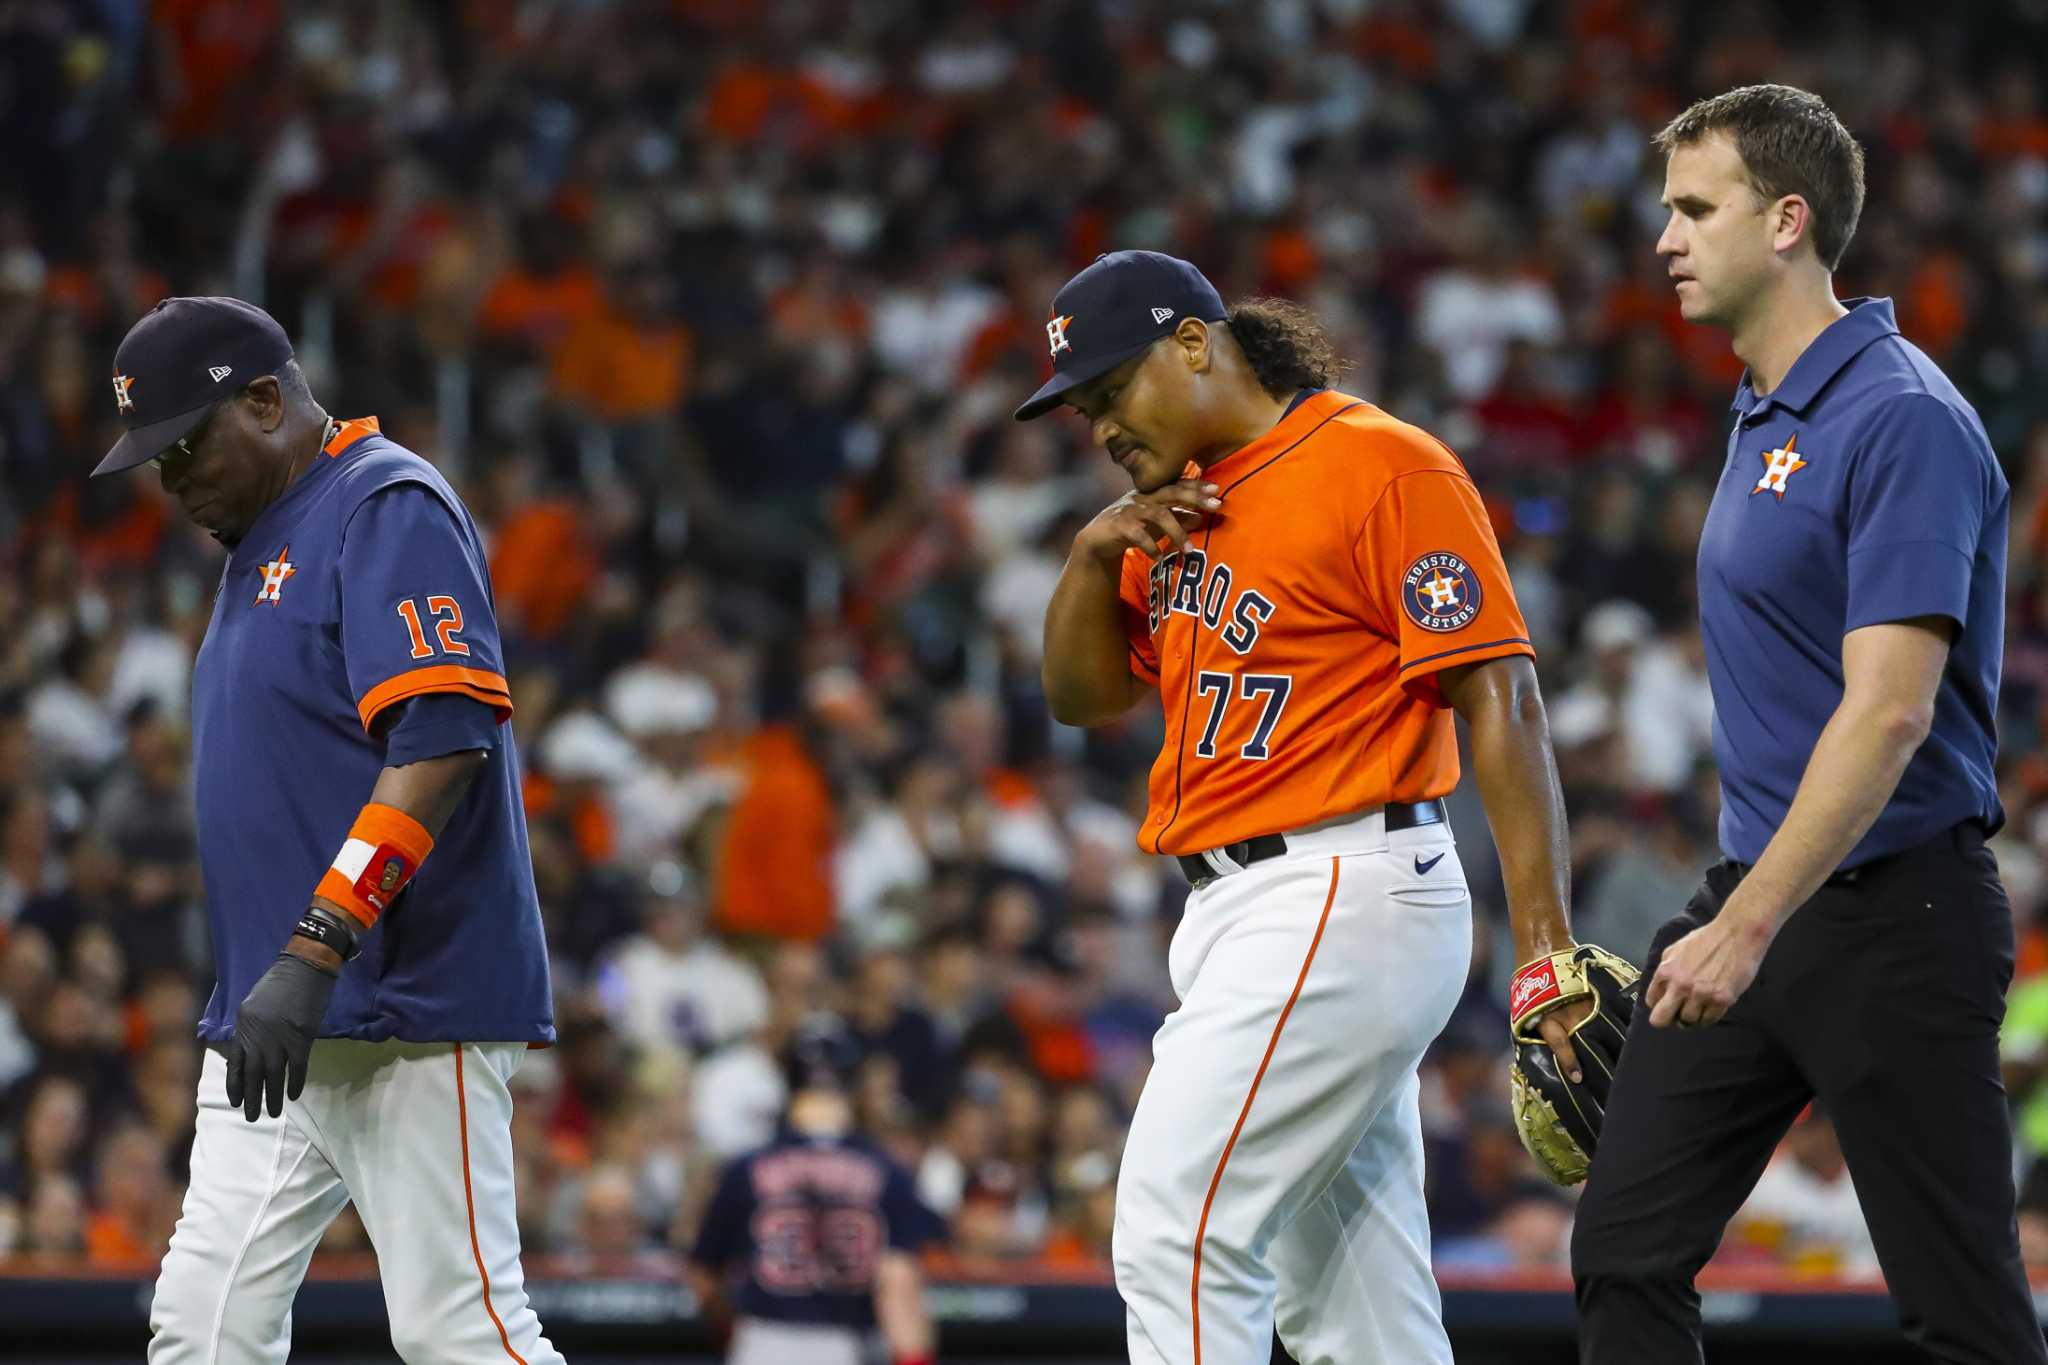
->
[[208, 365, 232, 383], [1151, 307, 1174, 324]]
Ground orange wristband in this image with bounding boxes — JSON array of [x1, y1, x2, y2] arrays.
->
[[315, 803, 434, 929]]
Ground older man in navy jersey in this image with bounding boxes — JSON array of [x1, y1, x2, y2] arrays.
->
[[97, 296, 560, 1364]]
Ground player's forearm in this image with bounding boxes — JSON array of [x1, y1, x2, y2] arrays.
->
[[1442, 657, 1574, 961], [1042, 552, 1142, 726], [367, 748, 490, 836], [290, 749, 489, 966], [874, 1252, 934, 1361], [1720, 693, 1928, 937]]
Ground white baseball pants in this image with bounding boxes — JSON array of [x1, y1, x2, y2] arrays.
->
[[1114, 808, 1472, 1365], [149, 1039, 563, 1365], [726, 1317, 864, 1365]]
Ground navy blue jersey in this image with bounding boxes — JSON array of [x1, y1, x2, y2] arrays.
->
[[691, 1131, 936, 1328], [1697, 298, 2006, 867], [189, 418, 554, 1045]]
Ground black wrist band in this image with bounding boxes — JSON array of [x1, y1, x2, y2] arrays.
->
[[295, 905, 362, 962]]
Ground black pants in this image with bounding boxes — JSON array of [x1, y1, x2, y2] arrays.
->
[[1571, 823, 2046, 1364]]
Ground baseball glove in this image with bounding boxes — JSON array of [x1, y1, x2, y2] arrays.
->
[[1507, 944, 1640, 1186]]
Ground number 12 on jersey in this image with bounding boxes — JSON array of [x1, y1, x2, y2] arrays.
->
[[396, 596, 471, 660], [1194, 671, 1292, 761]]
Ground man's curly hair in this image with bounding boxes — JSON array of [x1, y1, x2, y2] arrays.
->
[[1225, 298, 1349, 399]]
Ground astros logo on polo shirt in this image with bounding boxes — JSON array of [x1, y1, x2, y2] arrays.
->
[[1752, 433, 1808, 500], [1402, 551, 1482, 632], [255, 545, 297, 605]]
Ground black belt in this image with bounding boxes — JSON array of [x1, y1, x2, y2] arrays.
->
[[1727, 856, 1866, 889], [1177, 800, 1447, 889], [1725, 819, 1992, 891]]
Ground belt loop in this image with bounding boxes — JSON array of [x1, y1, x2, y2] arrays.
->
[[1205, 843, 1244, 877]]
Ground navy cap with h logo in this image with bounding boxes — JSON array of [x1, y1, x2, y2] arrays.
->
[[95, 296, 296, 476], [1012, 250, 1229, 421]]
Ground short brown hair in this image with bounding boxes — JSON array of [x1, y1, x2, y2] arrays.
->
[[1654, 84, 1867, 271]]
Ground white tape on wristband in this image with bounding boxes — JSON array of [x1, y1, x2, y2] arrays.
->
[[331, 837, 375, 882]]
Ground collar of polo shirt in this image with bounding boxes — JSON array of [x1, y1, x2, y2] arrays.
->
[[1730, 297, 1899, 420]]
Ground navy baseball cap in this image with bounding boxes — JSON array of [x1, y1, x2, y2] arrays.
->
[[782, 1016, 863, 1096], [1012, 250, 1229, 421], [94, 296, 296, 476]]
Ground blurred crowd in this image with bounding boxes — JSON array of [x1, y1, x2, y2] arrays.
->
[[2, 0, 2048, 1290]]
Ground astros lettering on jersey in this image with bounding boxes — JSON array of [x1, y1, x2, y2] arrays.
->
[[1116, 390, 1533, 855]]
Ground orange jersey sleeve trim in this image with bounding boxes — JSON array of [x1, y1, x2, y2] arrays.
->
[[356, 664, 513, 733], [1397, 635, 1535, 675], [1396, 635, 1535, 706]]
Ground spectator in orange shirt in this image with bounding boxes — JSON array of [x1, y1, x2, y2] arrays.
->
[[701, 48, 790, 143], [485, 453, 598, 647], [84, 1124, 174, 1266], [549, 259, 694, 428], [1040, 1150, 1117, 1270], [151, 0, 284, 145], [1003, 949, 1095, 1089], [476, 213, 603, 360], [708, 724, 835, 942]]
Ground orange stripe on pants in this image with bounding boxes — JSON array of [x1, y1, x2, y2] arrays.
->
[[1188, 858, 1341, 1364], [455, 1043, 528, 1365]]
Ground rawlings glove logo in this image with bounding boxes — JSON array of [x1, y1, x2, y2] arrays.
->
[[1510, 959, 1561, 1019]]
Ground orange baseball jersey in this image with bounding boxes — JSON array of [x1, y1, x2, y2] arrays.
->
[[1117, 390, 1533, 855]]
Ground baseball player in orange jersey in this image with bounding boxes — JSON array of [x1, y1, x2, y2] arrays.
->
[[1027, 252, 1602, 1364]]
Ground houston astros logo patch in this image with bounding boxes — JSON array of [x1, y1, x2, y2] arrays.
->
[[112, 373, 135, 414], [1752, 433, 1807, 500], [1402, 551, 1482, 632], [254, 545, 297, 605]]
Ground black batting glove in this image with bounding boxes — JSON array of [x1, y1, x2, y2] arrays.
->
[[225, 951, 339, 1122]]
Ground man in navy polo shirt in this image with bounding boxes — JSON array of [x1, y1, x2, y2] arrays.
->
[[1572, 86, 2044, 1363]]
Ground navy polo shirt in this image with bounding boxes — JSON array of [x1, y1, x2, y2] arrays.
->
[[1696, 298, 2006, 869]]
